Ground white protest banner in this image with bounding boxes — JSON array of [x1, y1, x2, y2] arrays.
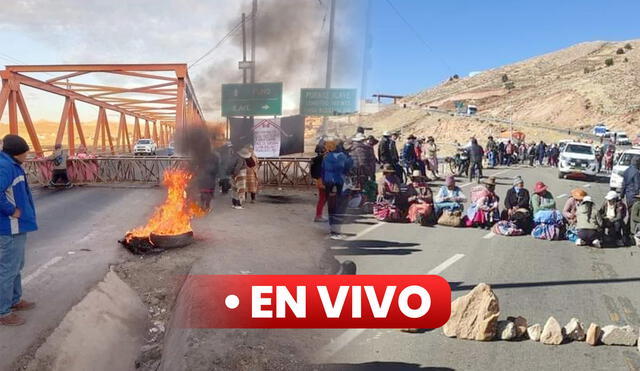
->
[[253, 118, 281, 157]]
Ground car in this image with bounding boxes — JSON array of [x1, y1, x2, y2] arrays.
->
[[615, 132, 631, 145], [133, 139, 157, 155], [609, 148, 640, 191], [558, 142, 597, 179]]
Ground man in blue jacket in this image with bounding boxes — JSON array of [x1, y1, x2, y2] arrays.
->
[[0, 135, 37, 326]]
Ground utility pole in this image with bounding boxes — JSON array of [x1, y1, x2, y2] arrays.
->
[[251, 0, 257, 84], [321, 0, 337, 135]]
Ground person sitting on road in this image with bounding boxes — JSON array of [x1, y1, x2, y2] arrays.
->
[[406, 170, 434, 225], [563, 188, 587, 226], [465, 176, 500, 229], [530, 181, 556, 215], [434, 175, 466, 215], [575, 196, 602, 248], [503, 176, 532, 231], [597, 191, 627, 247], [47, 144, 71, 188], [631, 194, 640, 247], [377, 163, 402, 202]]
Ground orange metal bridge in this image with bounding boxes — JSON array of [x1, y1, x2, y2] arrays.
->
[[0, 64, 205, 157]]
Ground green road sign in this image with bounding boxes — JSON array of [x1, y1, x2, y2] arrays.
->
[[300, 88, 358, 116], [221, 82, 283, 117]]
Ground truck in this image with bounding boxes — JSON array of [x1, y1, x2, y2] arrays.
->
[[592, 124, 608, 137]]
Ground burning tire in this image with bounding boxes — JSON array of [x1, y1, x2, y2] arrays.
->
[[149, 231, 194, 249]]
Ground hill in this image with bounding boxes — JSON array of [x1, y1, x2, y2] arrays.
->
[[360, 40, 640, 152]]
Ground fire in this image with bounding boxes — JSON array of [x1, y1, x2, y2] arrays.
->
[[127, 169, 205, 240]]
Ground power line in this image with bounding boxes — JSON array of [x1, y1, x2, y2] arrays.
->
[[189, 13, 255, 70]]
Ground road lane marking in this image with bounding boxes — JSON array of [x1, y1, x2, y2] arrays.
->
[[315, 253, 465, 361], [346, 222, 384, 241], [482, 232, 496, 239], [556, 193, 567, 199], [427, 253, 465, 274], [23, 256, 63, 285]]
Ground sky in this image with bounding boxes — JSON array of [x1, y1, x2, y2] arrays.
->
[[0, 0, 639, 121]]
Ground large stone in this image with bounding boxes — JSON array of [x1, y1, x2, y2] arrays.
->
[[507, 316, 528, 338], [601, 325, 638, 346], [497, 320, 516, 341], [586, 323, 602, 346], [527, 324, 542, 342], [564, 318, 586, 341], [540, 316, 564, 345], [442, 283, 500, 341]]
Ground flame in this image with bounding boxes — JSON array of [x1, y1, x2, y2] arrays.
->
[[126, 169, 205, 240]]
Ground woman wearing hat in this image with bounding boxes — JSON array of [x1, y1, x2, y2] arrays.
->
[[597, 191, 627, 246], [406, 170, 434, 225], [434, 175, 466, 216], [530, 181, 556, 216], [563, 188, 586, 226], [503, 176, 533, 231], [575, 195, 602, 247], [377, 164, 402, 202], [466, 177, 500, 229]]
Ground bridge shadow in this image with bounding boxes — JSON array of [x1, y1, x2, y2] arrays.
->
[[316, 363, 454, 371], [448, 277, 640, 292]]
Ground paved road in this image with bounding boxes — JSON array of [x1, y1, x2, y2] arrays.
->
[[0, 185, 164, 370], [318, 166, 640, 371]]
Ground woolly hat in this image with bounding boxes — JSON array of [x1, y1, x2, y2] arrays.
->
[[1, 135, 29, 156]]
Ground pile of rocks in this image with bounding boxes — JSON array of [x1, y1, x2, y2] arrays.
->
[[443, 283, 639, 350]]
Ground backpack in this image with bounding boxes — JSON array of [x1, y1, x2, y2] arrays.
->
[[310, 155, 323, 179]]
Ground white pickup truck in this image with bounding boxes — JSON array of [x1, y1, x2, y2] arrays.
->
[[558, 142, 597, 180], [133, 139, 157, 155]]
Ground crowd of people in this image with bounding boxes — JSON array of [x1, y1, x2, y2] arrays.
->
[[312, 129, 640, 247]]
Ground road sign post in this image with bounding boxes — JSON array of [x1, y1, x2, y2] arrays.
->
[[300, 88, 358, 116], [222, 82, 283, 117]]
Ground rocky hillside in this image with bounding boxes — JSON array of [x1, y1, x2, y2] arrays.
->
[[360, 40, 640, 151]]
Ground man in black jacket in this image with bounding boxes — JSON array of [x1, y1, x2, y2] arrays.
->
[[503, 176, 532, 231], [377, 131, 393, 165], [468, 138, 484, 181]]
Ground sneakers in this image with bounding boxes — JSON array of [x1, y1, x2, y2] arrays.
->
[[329, 233, 346, 241], [0, 313, 25, 326], [231, 205, 244, 210], [575, 238, 584, 246], [592, 239, 602, 248], [11, 300, 35, 311], [314, 217, 328, 223]]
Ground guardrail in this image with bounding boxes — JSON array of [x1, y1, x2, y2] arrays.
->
[[24, 156, 315, 188]]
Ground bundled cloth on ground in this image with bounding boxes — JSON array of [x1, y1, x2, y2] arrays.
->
[[492, 220, 524, 236], [531, 210, 565, 240], [373, 200, 403, 222]]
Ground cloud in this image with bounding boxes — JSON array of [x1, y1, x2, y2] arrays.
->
[[0, 0, 366, 121]]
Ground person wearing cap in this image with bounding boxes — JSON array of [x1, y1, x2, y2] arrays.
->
[[466, 177, 500, 229], [563, 188, 587, 225], [46, 144, 71, 187], [575, 195, 602, 248], [435, 175, 466, 215], [230, 147, 252, 209], [406, 170, 434, 224], [504, 176, 531, 217], [0, 135, 37, 326], [322, 138, 353, 240], [401, 135, 418, 176], [530, 181, 556, 215], [597, 191, 627, 246], [630, 194, 640, 247]]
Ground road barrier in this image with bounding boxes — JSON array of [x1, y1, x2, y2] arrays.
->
[[24, 156, 314, 187]]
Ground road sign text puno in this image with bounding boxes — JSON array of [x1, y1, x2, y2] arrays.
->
[[221, 82, 283, 117], [300, 88, 358, 116]]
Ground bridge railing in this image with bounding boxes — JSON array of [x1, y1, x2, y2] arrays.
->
[[24, 156, 314, 187]]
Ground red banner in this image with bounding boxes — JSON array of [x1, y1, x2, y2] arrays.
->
[[174, 275, 451, 329]]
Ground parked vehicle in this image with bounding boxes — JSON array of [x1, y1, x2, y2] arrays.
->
[[133, 138, 157, 155], [558, 139, 572, 152], [615, 132, 631, 145], [558, 142, 597, 179], [592, 124, 608, 137], [467, 105, 478, 115], [609, 148, 640, 191], [632, 134, 640, 146]]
